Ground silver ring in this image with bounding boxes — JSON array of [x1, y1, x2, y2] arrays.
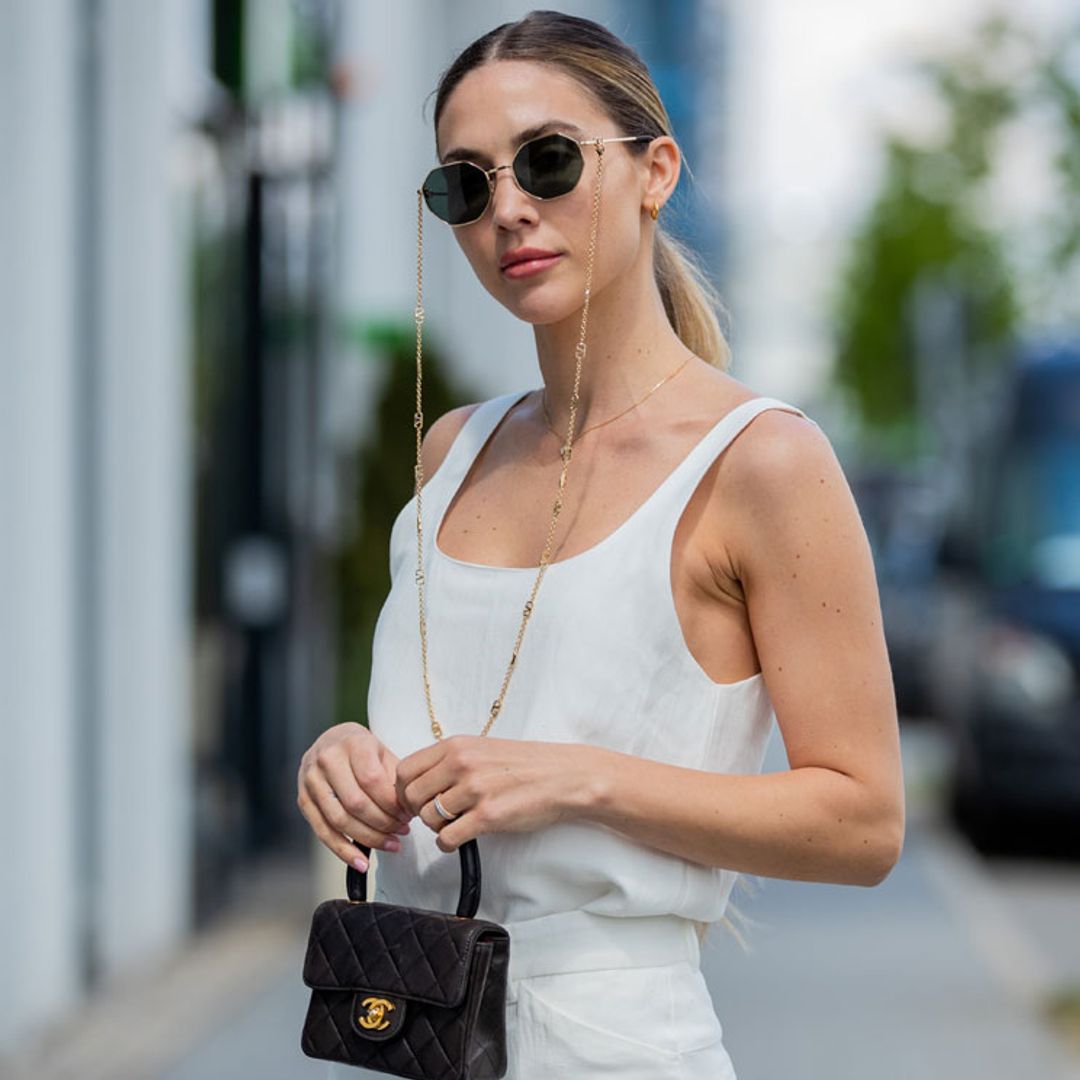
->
[[433, 793, 459, 821]]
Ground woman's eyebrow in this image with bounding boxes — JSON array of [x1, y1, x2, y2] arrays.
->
[[439, 120, 586, 165]]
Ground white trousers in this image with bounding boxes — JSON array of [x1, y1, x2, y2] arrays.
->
[[322, 909, 737, 1079]]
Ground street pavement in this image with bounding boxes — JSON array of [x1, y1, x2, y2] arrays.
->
[[12, 723, 1078, 1080], [703, 726, 1080, 1079]]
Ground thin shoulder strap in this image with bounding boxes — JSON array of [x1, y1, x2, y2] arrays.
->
[[644, 395, 820, 532], [426, 389, 531, 495], [684, 395, 817, 475]]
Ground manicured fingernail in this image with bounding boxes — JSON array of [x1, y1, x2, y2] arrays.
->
[[352, 855, 368, 871], [395, 822, 410, 835], [384, 838, 401, 852]]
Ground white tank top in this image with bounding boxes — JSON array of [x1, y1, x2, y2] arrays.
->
[[367, 389, 818, 927]]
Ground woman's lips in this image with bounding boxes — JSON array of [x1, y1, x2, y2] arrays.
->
[[501, 253, 563, 279]]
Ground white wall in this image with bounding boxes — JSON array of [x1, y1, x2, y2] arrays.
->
[[0, 0, 192, 1051], [0, 0, 83, 1047], [95, 0, 193, 981]]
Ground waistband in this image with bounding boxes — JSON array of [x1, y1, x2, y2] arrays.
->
[[500, 909, 702, 986]]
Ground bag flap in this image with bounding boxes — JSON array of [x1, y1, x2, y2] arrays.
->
[[302, 900, 507, 1009]]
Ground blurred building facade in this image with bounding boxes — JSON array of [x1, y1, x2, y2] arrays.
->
[[0, 0, 348, 1054], [1, 0, 737, 1057], [2, 0, 195, 1052]]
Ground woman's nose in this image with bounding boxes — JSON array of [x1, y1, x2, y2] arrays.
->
[[489, 167, 537, 227]]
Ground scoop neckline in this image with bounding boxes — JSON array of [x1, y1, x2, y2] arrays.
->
[[432, 389, 770, 574]]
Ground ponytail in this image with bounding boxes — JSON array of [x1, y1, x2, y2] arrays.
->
[[654, 229, 732, 370]]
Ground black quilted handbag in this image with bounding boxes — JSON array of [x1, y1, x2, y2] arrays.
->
[[301, 837, 510, 1079]]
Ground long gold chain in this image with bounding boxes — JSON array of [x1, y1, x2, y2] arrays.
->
[[540, 353, 690, 443], [413, 142, 608, 741]]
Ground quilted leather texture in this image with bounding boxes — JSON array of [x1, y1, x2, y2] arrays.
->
[[301, 899, 510, 1079]]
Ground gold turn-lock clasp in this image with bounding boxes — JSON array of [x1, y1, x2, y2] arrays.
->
[[358, 995, 396, 1031]]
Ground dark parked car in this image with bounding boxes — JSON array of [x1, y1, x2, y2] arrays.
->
[[931, 338, 1080, 853]]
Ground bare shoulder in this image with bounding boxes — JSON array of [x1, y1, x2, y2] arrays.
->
[[722, 406, 838, 513], [718, 405, 856, 581], [419, 402, 484, 482]]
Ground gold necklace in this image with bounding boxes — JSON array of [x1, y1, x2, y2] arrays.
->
[[540, 354, 691, 443], [412, 140, 608, 740]]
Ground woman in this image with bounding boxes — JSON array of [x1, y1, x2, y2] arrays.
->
[[297, 10, 905, 1078]]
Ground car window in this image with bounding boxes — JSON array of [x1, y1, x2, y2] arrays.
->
[[984, 435, 1080, 588]]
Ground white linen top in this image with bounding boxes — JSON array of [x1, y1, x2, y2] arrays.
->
[[367, 389, 816, 928]]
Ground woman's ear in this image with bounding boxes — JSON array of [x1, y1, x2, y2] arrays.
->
[[642, 136, 680, 215]]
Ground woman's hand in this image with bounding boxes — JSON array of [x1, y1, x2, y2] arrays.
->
[[296, 722, 413, 869], [394, 735, 598, 853]]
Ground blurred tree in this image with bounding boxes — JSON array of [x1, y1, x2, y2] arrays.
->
[[333, 321, 474, 731], [831, 13, 1080, 463]]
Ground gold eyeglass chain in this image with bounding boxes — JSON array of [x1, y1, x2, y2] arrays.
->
[[413, 140, 609, 741]]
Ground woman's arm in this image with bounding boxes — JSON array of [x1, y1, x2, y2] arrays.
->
[[569, 410, 905, 887]]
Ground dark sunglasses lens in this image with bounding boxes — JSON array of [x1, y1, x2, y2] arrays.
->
[[514, 134, 583, 198], [423, 162, 489, 224]]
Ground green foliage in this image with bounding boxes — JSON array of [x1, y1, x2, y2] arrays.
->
[[289, 1, 335, 90], [1040, 35, 1080, 270], [332, 322, 475, 731], [833, 139, 1017, 448], [831, 12, 1080, 459]]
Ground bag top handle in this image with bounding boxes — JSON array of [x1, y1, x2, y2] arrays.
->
[[345, 837, 482, 918]]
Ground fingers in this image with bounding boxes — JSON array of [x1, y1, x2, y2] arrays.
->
[[418, 785, 466, 833], [296, 739, 411, 868], [296, 783, 373, 870], [422, 789, 486, 854], [401, 756, 461, 825], [320, 751, 406, 838], [350, 738, 413, 825]]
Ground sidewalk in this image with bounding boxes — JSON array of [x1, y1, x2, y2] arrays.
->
[[704, 725, 1080, 1079], [9, 724, 1080, 1080]]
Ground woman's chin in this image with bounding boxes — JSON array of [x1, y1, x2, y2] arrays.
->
[[498, 287, 589, 326]]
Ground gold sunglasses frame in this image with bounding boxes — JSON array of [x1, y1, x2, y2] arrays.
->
[[420, 131, 656, 227]]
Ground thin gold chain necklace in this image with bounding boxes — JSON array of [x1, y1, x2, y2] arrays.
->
[[540, 353, 690, 443], [412, 141, 609, 741]]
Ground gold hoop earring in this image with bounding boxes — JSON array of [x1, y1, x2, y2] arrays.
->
[[650, 201, 660, 221]]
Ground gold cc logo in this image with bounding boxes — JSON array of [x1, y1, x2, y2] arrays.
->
[[358, 996, 396, 1031]]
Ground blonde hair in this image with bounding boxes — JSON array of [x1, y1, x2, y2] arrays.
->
[[432, 9, 754, 951], [429, 8, 733, 372]]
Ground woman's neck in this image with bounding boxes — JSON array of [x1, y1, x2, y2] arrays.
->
[[533, 272, 689, 434]]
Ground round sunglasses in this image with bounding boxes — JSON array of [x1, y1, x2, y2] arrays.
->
[[420, 131, 656, 226]]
